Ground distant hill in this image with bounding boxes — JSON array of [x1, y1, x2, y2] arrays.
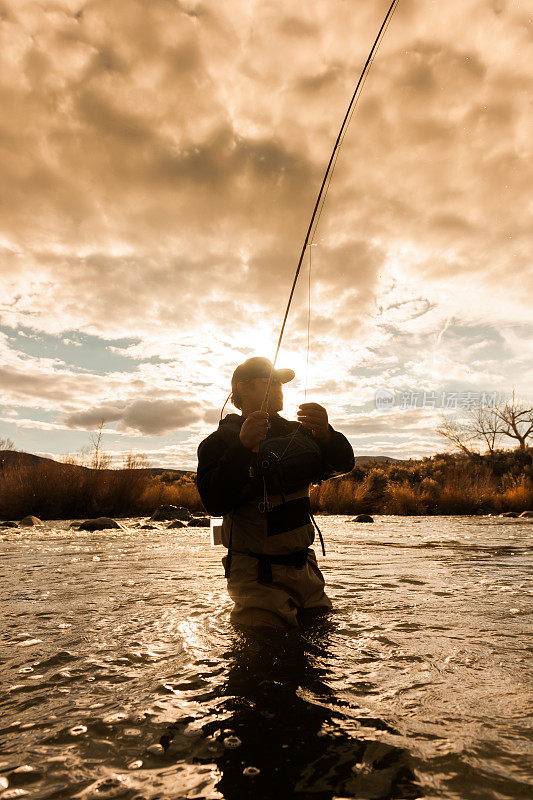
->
[[0, 450, 194, 479], [1, 449, 403, 475], [148, 467, 195, 478], [353, 455, 403, 465], [0, 450, 68, 469]]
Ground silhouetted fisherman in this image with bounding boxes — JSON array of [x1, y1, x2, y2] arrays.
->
[[197, 357, 355, 628]]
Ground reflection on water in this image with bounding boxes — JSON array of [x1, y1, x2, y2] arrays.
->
[[163, 620, 418, 799], [0, 515, 532, 799], [227, 625, 416, 798]]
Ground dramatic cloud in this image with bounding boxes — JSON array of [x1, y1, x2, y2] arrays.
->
[[0, 0, 531, 464], [63, 398, 206, 435]]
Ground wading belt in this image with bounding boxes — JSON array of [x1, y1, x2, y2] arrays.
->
[[247, 547, 310, 585], [226, 545, 310, 585], [224, 502, 326, 582]]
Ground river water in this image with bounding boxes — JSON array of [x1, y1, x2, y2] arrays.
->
[[1, 516, 532, 800]]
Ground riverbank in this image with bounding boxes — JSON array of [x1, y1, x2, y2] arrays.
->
[[0, 454, 204, 520], [1, 448, 531, 520]]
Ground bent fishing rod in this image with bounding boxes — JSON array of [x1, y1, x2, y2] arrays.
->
[[261, 0, 400, 413]]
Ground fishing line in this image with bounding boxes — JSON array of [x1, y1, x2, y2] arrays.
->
[[260, 0, 400, 414], [304, 242, 315, 404]]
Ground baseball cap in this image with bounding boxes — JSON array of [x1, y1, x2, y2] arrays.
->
[[231, 357, 295, 389]]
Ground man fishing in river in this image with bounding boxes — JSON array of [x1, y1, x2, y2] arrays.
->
[[197, 357, 355, 629]]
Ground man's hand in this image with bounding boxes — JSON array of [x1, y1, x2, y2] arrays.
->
[[297, 403, 331, 442], [239, 411, 269, 451]]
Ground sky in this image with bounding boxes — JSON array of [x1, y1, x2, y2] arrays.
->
[[0, 0, 532, 469]]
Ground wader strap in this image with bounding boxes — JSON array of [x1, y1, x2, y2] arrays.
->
[[309, 510, 326, 556], [224, 512, 235, 580], [246, 547, 310, 585]]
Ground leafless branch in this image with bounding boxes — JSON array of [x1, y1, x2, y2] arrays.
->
[[436, 415, 479, 458]]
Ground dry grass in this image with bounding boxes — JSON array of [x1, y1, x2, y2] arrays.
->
[[311, 455, 532, 516], [138, 476, 202, 512], [311, 478, 370, 514], [384, 482, 425, 515], [1, 446, 531, 520], [436, 466, 495, 515], [496, 476, 533, 513], [0, 457, 202, 520]]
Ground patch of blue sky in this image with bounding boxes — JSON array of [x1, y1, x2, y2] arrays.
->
[[0, 413, 193, 467], [1, 325, 165, 375], [0, 406, 56, 422]]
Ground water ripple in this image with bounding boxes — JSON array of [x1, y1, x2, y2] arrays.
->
[[0, 516, 531, 798]]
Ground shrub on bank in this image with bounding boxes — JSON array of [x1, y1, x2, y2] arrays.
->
[[310, 450, 532, 516], [0, 457, 203, 520], [498, 475, 532, 513], [137, 475, 203, 513], [1, 446, 531, 520], [384, 481, 425, 515]]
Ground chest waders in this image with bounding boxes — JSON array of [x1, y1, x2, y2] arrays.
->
[[223, 427, 326, 585]]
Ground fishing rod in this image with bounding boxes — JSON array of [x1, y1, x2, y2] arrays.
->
[[261, 0, 400, 413]]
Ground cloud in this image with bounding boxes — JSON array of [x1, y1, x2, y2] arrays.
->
[[0, 366, 91, 404], [62, 398, 207, 435], [0, 0, 531, 463]]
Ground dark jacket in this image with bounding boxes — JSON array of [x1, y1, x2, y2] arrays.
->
[[197, 413, 355, 517]]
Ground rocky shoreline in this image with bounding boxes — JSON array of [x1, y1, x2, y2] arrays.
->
[[0, 505, 211, 530], [1, 504, 533, 530]]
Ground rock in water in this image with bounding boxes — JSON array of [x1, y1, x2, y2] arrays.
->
[[150, 505, 192, 522], [167, 520, 188, 528], [78, 517, 122, 531], [353, 514, 374, 523], [188, 516, 210, 527], [19, 515, 43, 526], [0, 521, 18, 528], [519, 510, 533, 518], [499, 511, 518, 518], [146, 743, 164, 756]]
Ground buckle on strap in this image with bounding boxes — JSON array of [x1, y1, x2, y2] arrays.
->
[[246, 547, 310, 585]]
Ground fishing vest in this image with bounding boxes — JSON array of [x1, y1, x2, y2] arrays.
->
[[216, 416, 326, 582]]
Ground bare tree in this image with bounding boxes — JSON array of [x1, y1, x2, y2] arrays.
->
[[436, 416, 479, 458], [494, 390, 533, 452], [89, 421, 111, 470], [437, 390, 533, 456], [122, 452, 149, 470], [467, 404, 505, 456]]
